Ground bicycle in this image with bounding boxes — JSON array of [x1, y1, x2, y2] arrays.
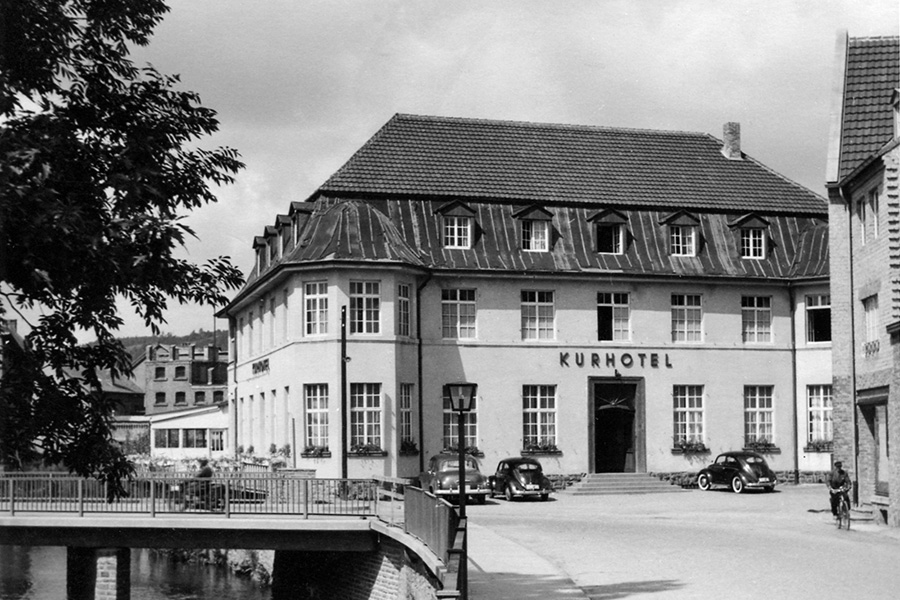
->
[[831, 487, 851, 530]]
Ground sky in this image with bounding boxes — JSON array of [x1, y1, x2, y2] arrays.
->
[[12, 0, 900, 340]]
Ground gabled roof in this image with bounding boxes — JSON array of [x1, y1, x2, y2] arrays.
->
[[320, 114, 825, 214], [828, 35, 900, 184]]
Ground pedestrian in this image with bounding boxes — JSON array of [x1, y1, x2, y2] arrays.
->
[[195, 458, 214, 509], [827, 460, 851, 519]]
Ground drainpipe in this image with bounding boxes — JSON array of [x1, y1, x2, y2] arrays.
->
[[839, 187, 860, 505], [416, 273, 432, 475], [341, 306, 349, 479], [789, 286, 799, 484]]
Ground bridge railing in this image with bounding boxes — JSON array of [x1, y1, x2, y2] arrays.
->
[[0, 474, 379, 518]]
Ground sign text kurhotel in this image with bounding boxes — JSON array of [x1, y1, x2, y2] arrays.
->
[[559, 351, 673, 369]]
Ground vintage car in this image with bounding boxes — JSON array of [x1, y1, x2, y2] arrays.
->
[[697, 451, 778, 493], [488, 457, 553, 501], [419, 453, 489, 504]]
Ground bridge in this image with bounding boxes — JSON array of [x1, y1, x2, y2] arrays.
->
[[0, 473, 465, 600]]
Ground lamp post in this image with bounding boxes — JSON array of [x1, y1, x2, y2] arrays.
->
[[443, 382, 477, 600]]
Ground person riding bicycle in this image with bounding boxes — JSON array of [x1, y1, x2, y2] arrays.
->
[[828, 460, 851, 519]]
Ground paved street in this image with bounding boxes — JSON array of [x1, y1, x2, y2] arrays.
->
[[466, 484, 900, 600]]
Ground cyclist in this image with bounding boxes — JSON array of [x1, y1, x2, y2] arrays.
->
[[828, 460, 851, 520]]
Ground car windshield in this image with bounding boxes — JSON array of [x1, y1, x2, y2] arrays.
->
[[439, 458, 478, 471]]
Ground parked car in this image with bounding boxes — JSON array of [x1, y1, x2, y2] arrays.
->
[[419, 453, 489, 504], [488, 457, 553, 501], [697, 451, 777, 493]]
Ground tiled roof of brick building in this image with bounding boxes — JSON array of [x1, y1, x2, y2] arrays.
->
[[320, 114, 825, 215], [837, 36, 900, 181]]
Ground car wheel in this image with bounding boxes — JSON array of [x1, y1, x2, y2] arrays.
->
[[475, 494, 486, 505], [540, 493, 549, 501], [698, 473, 712, 491], [731, 475, 745, 494], [505, 484, 515, 502]]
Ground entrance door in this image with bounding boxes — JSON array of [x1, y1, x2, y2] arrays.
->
[[593, 382, 636, 473]]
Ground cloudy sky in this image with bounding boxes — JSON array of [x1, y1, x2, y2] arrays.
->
[[76, 1, 900, 338]]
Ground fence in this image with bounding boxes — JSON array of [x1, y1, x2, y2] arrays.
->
[[403, 486, 458, 563]]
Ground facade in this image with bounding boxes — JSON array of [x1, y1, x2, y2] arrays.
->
[[223, 114, 831, 481], [149, 403, 230, 460], [135, 344, 228, 416], [825, 33, 900, 525]]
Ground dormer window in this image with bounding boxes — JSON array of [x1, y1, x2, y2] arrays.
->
[[728, 214, 770, 260], [253, 237, 267, 272], [660, 211, 700, 257], [436, 200, 476, 249], [513, 205, 552, 252], [588, 208, 628, 255]]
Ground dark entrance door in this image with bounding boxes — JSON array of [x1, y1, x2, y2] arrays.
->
[[594, 382, 636, 473]]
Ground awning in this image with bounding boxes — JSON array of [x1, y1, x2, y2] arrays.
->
[[856, 386, 889, 406]]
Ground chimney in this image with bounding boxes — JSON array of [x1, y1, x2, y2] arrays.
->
[[722, 122, 742, 160]]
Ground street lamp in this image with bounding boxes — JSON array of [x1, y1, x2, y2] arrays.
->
[[443, 381, 477, 600]]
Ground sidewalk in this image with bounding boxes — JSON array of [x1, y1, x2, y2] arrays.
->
[[467, 521, 589, 599]]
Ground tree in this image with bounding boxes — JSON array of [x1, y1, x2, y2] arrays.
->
[[0, 1, 244, 495]]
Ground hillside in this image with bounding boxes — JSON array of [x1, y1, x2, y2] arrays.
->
[[121, 329, 226, 363]]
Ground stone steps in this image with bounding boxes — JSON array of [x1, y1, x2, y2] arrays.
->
[[568, 473, 688, 495]]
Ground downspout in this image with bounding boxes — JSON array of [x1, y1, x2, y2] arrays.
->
[[341, 306, 348, 479], [839, 186, 860, 505], [789, 286, 799, 483], [416, 272, 432, 475]]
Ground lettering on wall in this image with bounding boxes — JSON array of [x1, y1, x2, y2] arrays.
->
[[559, 352, 673, 369], [252, 358, 270, 375]]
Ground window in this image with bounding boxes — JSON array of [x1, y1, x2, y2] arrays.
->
[[806, 294, 831, 343], [744, 386, 774, 445], [154, 367, 166, 380], [869, 187, 880, 239], [399, 383, 414, 443], [597, 292, 630, 341], [443, 215, 472, 249], [154, 429, 180, 448], [740, 228, 766, 259], [248, 311, 254, 354], [442, 289, 476, 339], [397, 284, 410, 337], [154, 392, 166, 405], [443, 396, 477, 449], [521, 220, 550, 252], [304, 282, 328, 335], [741, 296, 771, 343], [350, 383, 382, 449], [259, 301, 265, 349], [175, 392, 186, 405], [669, 225, 696, 256], [596, 223, 625, 254], [807, 385, 833, 445], [210, 429, 225, 452], [305, 384, 329, 449], [269, 297, 276, 347], [282, 289, 289, 340], [673, 385, 704, 444], [183, 429, 207, 448], [350, 281, 380, 334], [194, 391, 206, 404], [863, 295, 879, 355], [213, 391, 224, 403], [522, 385, 557, 447], [268, 238, 277, 265], [174, 366, 186, 380], [521, 290, 555, 340], [671, 294, 702, 342]]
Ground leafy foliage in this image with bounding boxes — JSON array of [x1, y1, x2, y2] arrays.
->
[[0, 1, 244, 496]]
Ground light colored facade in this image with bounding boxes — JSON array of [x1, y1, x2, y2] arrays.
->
[[224, 114, 831, 481], [149, 403, 229, 461], [135, 344, 228, 416], [826, 33, 900, 525]]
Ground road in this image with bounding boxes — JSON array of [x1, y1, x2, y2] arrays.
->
[[465, 484, 900, 600]]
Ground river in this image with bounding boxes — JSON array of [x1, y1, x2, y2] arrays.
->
[[0, 546, 270, 600]]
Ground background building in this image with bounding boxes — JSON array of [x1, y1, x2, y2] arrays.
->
[[223, 114, 831, 482], [134, 344, 228, 416], [826, 32, 900, 526]]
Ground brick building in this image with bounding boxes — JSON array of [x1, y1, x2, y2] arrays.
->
[[134, 344, 228, 416], [222, 114, 831, 481], [826, 32, 900, 525]]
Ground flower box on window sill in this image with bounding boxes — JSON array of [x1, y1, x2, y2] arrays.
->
[[399, 440, 419, 456], [521, 443, 562, 456], [349, 444, 387, 457], [804, 440, 833, 453], [743, 439, 780, 454], [300, 447, 331, 459], [671, 440, 709, 455], [442, 445, 484, 458]]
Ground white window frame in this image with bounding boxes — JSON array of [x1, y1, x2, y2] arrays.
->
[[210, 429, 225, 452], [397, 284, 411, 337], [669, 225, 696, 257], [805, 294, 831, 343], [305, 384, 329, 450], [350, 383, 382, 449], [521, 290, 555, 340], [596, 223, 624, 255], [869, 187, 880, 239], [442, 288, 476, 339], [807, 385, 833, 444], [443, 215, 472, 249], [521, 220, 550, 252], [399, 383, 414, 443], [671, 294, 702, 343], [741, 296, 772, 343], [443, 396, 477, 449], [597, 292, 630, 341], [522, 385, 557, 447], [673, 385, 704, 445], [304, 281, 328, 336], [863, 294, 879, 355], [743, 385, 774, 446], [740, 228, 766, 259], [349, 281, 380, 334]]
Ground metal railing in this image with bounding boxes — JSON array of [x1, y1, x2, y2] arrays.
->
[[403, 486, 458, 562]]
